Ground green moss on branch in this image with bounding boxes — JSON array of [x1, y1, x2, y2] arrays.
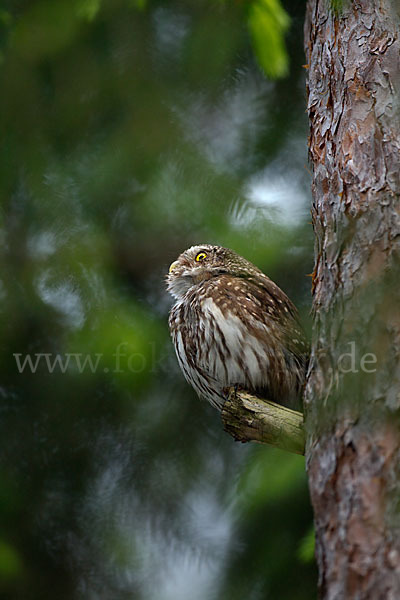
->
[[221, 387, 305, 455]]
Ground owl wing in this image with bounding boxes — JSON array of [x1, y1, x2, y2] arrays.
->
[[204, 274, 308, 405], [242, 274, 308, 355]]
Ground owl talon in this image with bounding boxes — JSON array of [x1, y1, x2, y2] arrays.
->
[[223, 384, 242, 400], [233, 383, 243, 398], [222, 385, 240, 399]]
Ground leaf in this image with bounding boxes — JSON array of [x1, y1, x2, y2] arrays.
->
[[0, 9, 12, 26], [237, 448, 306, 510], [247, 0, 290, 79], [75, 0, 102, 21], [129, 0, 148, 10], [0, 540, 23, 580], [297, 526, 315, 563]]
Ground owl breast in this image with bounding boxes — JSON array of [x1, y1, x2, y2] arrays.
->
[[169, 282, 282, 410]]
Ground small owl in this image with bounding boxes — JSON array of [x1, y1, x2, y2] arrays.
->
[[167, 244, 308, 410]]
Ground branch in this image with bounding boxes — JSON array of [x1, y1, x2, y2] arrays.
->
[[221, 388, 305, 455]]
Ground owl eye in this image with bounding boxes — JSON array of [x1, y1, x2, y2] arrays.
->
[[195, 251, 207, 262]]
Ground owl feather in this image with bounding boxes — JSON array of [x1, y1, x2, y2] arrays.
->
[[167, 244, 308, 410]]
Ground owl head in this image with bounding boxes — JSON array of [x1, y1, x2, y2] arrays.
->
[[167, 244, 262, 300]]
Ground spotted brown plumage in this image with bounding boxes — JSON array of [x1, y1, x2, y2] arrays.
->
[[167, 244, 308, 410]]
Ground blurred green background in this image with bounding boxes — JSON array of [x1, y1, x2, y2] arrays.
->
[[0, 0, 316, 598]]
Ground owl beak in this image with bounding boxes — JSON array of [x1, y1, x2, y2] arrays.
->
[[169, 261, 179, 273]]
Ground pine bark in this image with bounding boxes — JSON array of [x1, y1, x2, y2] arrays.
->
[[304, 1, 400, 598]]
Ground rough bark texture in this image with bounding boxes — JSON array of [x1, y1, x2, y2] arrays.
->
[[221, 388, 305, 455], [305, 0, 400, 598]]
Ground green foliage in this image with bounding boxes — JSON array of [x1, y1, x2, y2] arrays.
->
[[75, 0, 102, 21], [11, 0, 82, 61], [0, 541, 23, 581], [298, 526, 316, 563], [129, 0, 148, 10], [238, 447, 306, 509], [0, 8, 11, 25], [248, 0, 290, 78]]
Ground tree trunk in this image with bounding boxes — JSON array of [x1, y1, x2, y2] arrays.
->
[[304, 0, 400, 598]]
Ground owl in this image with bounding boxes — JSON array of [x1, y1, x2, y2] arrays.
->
[[167, 244, 308, 410]]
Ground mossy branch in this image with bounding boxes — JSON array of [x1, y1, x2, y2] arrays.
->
[[221, 387, 305, 455]]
